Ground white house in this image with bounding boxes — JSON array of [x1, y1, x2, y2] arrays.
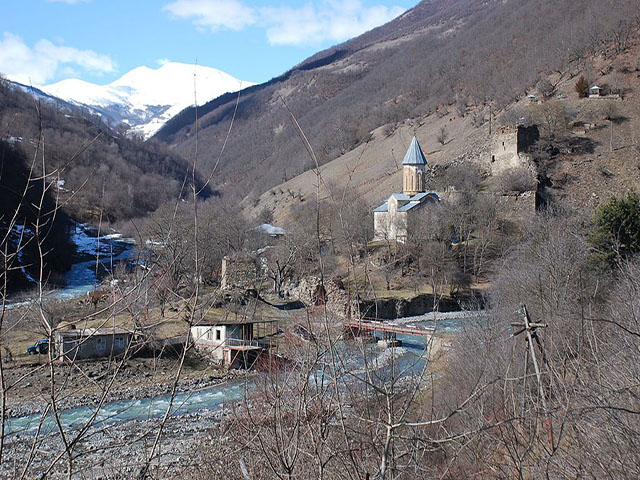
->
[[191, 319, 277, 368], [589, 85, 602, 98]]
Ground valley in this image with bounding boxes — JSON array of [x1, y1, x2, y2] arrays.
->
[[1, 0, 640, 478]]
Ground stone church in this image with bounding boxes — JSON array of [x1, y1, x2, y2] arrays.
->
[[373, 136, 439, 243]]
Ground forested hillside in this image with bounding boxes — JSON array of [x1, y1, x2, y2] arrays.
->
[[0, 77, 212, 225], [0, 141, 73, 292], [156, 0, 639, 204]]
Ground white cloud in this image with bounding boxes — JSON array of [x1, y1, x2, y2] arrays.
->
[[262, 0, 406, 46], [0, 32, 116, 85], [162, 0, 406, 46], [156, 58, 171, 66], [163, 0, 256, 32]]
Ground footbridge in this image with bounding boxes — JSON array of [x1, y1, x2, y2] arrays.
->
[[344, 317, 435, 338]]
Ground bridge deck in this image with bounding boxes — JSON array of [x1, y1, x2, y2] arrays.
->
[[344, 318, 435, 337]]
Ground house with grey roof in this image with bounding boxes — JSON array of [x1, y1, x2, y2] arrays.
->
[[55, 327, 133, 361], [373, 137, 440, 243]]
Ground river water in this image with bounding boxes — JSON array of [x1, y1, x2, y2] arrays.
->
[[5, 380, 249, 437], [7, 224, 135, 308], [5, 329, 439, 437], [4, 226, 478, 445]]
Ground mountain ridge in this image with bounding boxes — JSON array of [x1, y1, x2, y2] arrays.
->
[[39, 62, 255, 138], [155, 0, 639, 206]]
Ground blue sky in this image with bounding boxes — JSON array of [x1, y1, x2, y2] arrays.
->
[[0, 0, 417, 86]]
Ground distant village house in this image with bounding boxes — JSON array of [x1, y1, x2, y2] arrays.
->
[[56, 327, 132, 361], [589, 85, 602, 98], [191, 319, 276, 368]]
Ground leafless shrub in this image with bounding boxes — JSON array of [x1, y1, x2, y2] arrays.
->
[[437, 126, 448, 145], [494, 166, 537, 193], [455, 95, 468, 117], [471, 111, 485, 127], [537, 78, 555, 98]]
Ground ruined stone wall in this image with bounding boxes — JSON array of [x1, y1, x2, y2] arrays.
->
[[433, 189, 536, 221], [485, 191, 537, 221], [492, 126, 519, 165], [282, 276, 359, 320], [490, 125, 539, 179], [517, 125, 540, 153], [221, 256, 258, 290]]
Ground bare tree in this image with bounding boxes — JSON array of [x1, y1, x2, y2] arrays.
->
[[437, 126, 449, 146]]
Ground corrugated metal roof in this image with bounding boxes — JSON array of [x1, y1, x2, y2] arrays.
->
[[194, 319, 278, 326], [391, 193, 411, 200], [374, 203, 388, 212], [410, 192, 429, 201], [398, 202, 423, 212], [57, 327, 131, 338], [402, 136, 427, 166], [427, 192, 440, 202]]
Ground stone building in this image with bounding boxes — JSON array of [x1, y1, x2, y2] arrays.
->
[[221, 255, 258, 290], [373, 137, 440, 243], [56, 327, 133, 361], [490, 125, 539, 177]]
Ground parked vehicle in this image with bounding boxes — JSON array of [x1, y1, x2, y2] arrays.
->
[[26, 339, 49, 355]]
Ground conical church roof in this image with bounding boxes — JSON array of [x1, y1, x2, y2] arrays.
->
[[402, 136, 427, 166]]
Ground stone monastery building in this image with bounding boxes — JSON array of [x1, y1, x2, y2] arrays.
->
[[373, 137, 439, 243]]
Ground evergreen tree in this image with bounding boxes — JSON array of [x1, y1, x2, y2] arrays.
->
[[575, 75, 590, 98], [590, 192, 640, 266]]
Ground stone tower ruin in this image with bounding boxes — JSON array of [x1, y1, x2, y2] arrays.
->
[[490, 125, 539, 176]]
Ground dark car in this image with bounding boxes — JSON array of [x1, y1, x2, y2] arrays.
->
[[26, 339, 49, 355]]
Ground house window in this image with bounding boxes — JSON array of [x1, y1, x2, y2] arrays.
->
[[115, 337, 124, 349], [96, 337, 106, 352], [207, 329, 213, 340], [216, 329, 221, 340]]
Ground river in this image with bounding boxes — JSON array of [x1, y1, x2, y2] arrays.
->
[[5, 326, 443, 438], [5, 379, 249, 437], [1, 313, 476, 477], [7, 224, 135, 308]]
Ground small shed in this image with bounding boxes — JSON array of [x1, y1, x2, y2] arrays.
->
[[191, 319, 277, 369], [589, 85, 602, 98], [56, 327, 133, 361]]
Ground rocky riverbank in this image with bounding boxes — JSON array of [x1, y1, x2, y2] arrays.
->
[[1, 403, 235, 478], [3, 356, 246, 418]]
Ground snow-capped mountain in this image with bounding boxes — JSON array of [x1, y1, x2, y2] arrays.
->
[[40, 62, 254, 138]]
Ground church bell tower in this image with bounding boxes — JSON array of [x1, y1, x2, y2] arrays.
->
[[402, 136, 427, 196]]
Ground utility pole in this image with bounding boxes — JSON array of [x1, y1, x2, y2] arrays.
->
[[610, 119, 613, 153], [489, 104, 493, 136], [511, 303, 554, 451]]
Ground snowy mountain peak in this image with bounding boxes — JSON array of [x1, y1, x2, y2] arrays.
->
[[40, 63, 254, 138]]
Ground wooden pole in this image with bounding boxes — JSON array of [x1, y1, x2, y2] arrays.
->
[[522, 305, 554, 451], [610, 120, 613, 153]]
